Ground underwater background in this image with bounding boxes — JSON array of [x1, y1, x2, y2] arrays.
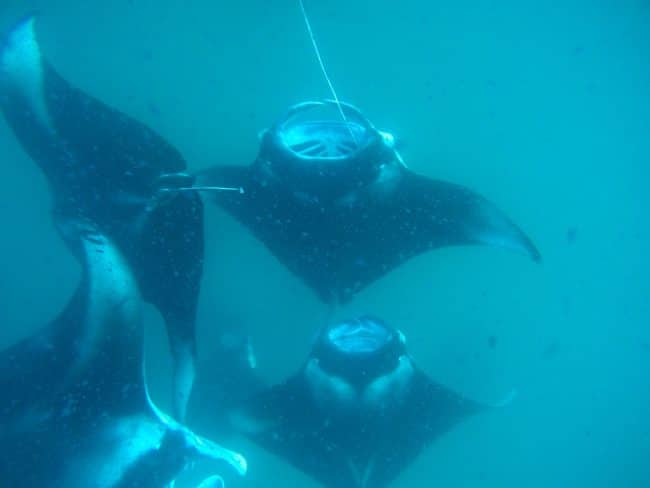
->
[[0, 0, 648, 486]]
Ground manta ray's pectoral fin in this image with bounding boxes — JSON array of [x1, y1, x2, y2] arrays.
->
[[1, 15, 207, 422], [229, 376, 307, 438], [385, 172, 541, 262], [135, 191, 205, 421], [0, 16, 187, 198], [0, 221, 246, 486], [230, 376, 374, 487], [399, 370, 492, 455], [194, 164, 540, 304], [324, 169, 541, 300], [339, 370, 490, 487]]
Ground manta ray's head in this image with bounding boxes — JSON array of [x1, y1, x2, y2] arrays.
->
[[304, 315, 414, 416], [254, 100, 401, 200]]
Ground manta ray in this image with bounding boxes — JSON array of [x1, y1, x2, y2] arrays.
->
[[0, 218, 246, 487], [0, 16, 204, 420], [197, 101, 541, 304], [230, 315, 496, 487]]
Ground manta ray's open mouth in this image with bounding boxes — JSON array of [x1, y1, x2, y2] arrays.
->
[[311, 316, 407, 387], [256, 100, 399, 199], [274, 100, 375, 162], [327, 317, 392, 354], [281, 121, 368, 160]]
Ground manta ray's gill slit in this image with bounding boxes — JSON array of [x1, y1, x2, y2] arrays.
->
[[291, 139, 326, 155], [298, 0, 358, 147]]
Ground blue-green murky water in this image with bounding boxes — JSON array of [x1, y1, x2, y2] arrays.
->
[[1, 1, 648, 486]]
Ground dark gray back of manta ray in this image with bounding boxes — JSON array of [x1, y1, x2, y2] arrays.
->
[[198, 164, 540, 303], [0, 23, 204, 341], [232, 369, 483, 487]]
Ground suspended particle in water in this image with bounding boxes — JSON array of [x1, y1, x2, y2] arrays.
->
[[542, 342, 560, 360]]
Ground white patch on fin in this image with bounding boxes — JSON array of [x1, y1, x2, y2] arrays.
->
[[80, 231, 140, 374], [0, 17, 53, 131], [304, 358, 357, 413], [170, 339, 196, 422], [196, 475, 225, 488], [475, 202, 530, 258], [361, 355, 414, 412], [74, 415, 166, 488], [146, 382, 248, 477]]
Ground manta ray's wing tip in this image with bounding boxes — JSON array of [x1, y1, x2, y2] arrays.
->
[[516, 226, 541, 263], [527, 242, 542, 264], [2, 12, 39, 49], [233, 452, 248, 475], [187, 431, 248, 476], [497, 226, 541, 264]]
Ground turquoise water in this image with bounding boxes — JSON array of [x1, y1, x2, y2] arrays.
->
[[1, 1, 648, 486]]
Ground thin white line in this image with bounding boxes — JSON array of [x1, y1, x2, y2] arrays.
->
[[299, 0, 357, 145]]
